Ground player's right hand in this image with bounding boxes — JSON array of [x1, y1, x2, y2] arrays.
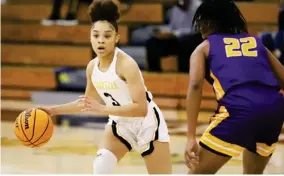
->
[[184, 138, 199, 171]]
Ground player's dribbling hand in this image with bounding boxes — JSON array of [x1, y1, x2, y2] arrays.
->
[[36, 106, 53, 116], [184, 138, 199, 171], [78, 95, 105, 113]]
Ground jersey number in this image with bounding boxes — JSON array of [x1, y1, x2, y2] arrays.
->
[[104, 92, 120, 106], [223, 37, 258, 57]]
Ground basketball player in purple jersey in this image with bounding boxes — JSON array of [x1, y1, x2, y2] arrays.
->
[[184, 0, 284, 174]]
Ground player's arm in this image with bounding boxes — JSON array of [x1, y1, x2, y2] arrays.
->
[[41, 60, 102, 116], [101, 56, 148, 117], [265, 48, 284, 89], [186, 41, 208, 139]]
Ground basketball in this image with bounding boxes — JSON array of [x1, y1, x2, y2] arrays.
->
[[14, 108, 54, 147]]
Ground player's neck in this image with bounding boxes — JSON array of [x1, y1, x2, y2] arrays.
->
[[98, 50, 115, 68]]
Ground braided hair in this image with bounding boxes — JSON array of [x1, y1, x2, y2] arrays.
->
[[192, 0, 248, 35]]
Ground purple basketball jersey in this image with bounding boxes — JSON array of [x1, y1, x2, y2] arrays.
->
[[207, 33, 280, 104]]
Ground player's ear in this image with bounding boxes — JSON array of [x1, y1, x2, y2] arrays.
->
[[115, 34, 120, 44]]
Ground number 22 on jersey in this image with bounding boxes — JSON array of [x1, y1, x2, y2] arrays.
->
[[223, 37, 258, 58]]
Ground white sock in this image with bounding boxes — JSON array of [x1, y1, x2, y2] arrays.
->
[[93, 148, 117, 174]]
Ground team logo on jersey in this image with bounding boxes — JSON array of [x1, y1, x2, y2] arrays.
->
[[94, 81, 118, 90], [96, 153, 102, 157]]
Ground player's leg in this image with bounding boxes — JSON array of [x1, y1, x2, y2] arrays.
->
[[243, 149, 271, 174], [243, 96, 284, 174], [242, 124, 278, 174], [188, 106, 246, 174], [139, 103, 172, 174], [93, 123, 130, 174], [143, 141, 172, 174], [188, 142, 231, 174]]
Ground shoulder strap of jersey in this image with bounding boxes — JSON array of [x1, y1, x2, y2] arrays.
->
[[93, 57, 99, 71], [109, 47, 119, 73]]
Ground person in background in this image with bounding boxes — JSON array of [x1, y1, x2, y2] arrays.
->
[[260, 0, 284, 65], [41, 0, 81, 26], [41, 0, 97, 26], [145, 0, 202, 73], [41, 0, 131, 26]]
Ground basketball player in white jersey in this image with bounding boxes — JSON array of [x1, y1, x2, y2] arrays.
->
[[38, 0, 172, 174]]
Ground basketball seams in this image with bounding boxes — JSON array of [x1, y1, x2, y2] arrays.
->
[[29, 134, 53, 148], [30, 112, 50, 145], [14, 115, 24, 141], [15, 133, 26, 143], [29, 108, 37, 141], [28, 113, 52, 147], [15, 109, 53, 148], [20, 111, 36, 147]]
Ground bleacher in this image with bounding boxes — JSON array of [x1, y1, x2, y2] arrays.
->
[[1, 1, 280, 123]]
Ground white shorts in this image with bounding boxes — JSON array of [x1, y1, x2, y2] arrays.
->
[[107, 101, 170, 157]]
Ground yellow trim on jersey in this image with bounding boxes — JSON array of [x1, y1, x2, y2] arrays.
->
[[201, 134, 244, 157], [140, 144, 150, 154], [200, 106, 244, 157], [210, 71, 225, 101], [204, 106, 228, 133], [256, 143, 277, 157]]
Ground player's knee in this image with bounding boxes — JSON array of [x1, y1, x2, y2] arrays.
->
[[93, 148, 117, 174]]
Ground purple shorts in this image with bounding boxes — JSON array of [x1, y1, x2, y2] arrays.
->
[[200, 86, 284, 157]]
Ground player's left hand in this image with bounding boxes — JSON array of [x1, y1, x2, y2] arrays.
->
[[78, 95, 105, 113]]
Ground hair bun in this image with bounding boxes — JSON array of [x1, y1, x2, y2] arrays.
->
[[89, 0, 120, 23]]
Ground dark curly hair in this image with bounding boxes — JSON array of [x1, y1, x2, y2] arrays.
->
[[89, 0, 120, 32]]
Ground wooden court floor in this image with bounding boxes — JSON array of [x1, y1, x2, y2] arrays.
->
[[1, 111, 284, 174]]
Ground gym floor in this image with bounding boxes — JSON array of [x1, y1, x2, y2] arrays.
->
[[1, 111, 284, 174]]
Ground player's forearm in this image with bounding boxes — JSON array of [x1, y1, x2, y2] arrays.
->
[[50, 100, 81, 116], [266, 48, 284, 89], [270, 59, 284, 89], [186, 86, 202, 139], [102, 103, 147, 117]]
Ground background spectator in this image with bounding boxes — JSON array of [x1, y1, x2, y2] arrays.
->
[[41, 0, 91, 26], [145, 0, 202, 73]]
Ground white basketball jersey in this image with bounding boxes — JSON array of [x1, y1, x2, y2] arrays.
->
[[91, 47, 152, 120]]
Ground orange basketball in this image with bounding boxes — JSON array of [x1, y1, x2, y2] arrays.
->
[[14, 108, 54, 147]]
